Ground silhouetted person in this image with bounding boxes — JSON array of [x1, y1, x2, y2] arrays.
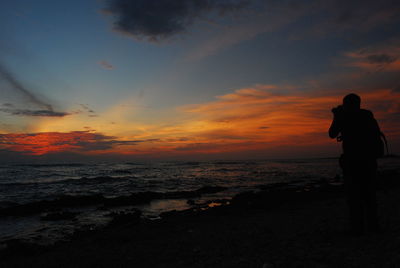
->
[[329, 93, 381, 235]]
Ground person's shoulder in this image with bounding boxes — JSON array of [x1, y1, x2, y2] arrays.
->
[[360, 109, 374, 118]]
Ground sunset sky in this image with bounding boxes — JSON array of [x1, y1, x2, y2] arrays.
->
[[0, 0, 399, 161]]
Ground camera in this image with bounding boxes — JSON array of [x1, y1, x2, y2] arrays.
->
[[332, 105, 344, 115]]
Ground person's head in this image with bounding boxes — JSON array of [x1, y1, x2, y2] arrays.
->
[[343, 93, 361, 112]]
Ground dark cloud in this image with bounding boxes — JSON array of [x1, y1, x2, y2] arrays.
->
[[0, 108, 69, 117], [74, 138, 140, 151], [367, 54, 397, 64], [330, 0, 399, 22], [2, 103, 14, 107], [79, 104, 98, 117], [98, 60, 114, 70], [103, 0, 248, 42], [175, 142, 220, 151], [102, 0, 400, 44], [165, 137, 190, 142], [312, 0, 400, 33], [80, 104, 95, 113], [73, 137, 158, 151]]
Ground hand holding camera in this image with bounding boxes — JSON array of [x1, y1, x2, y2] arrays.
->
[[331, 105, 344, 117]]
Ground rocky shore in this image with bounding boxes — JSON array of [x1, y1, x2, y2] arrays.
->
[[1, 169, 399, 267]]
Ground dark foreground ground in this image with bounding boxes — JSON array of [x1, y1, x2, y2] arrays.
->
[[1, 170, 400, 268]]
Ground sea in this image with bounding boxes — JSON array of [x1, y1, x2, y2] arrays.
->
[[0, 157, 399, 245]]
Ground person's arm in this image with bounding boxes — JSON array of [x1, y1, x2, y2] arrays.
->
[[329, 109, 343, 139], [370, 111, 381, 133]]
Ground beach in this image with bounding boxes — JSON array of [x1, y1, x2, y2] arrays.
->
[[1, 166, 399, 268]]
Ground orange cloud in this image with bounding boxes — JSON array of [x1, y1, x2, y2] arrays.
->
[[343, 40, 400, 72], [1, 86, 399, 158], [0, 131, 140, 155], [172, 86, 400, 154]]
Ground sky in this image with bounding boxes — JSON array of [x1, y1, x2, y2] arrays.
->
[[0, 0, 399, 161]]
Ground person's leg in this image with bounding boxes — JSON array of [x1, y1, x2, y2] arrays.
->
[[365, 188, 379, 232], [345, 172, 364, 235], [363, 160, 379, 232]]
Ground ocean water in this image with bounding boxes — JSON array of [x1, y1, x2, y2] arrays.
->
[[0, 158, 399, 244]]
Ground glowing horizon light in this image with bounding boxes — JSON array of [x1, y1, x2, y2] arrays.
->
[[1, 87, 398, 158]]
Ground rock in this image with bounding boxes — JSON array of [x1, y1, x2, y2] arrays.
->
[[108, 209, 142, 226], [262, 262, 275, 268], [187, 199, 196, 205], [40, 211, 78, 221]]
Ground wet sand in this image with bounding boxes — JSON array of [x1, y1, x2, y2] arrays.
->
[[1, 170, 400, 268]]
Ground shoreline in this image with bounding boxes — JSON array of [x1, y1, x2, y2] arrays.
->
[[0, 175, 343, 245], [1, 169, 399, 267]]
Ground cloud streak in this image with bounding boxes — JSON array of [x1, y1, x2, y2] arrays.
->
[[0, 63, 70, 117], [343, 39, 400, 73], [0, 108, 69, 117], [0, 63, 53, 111]]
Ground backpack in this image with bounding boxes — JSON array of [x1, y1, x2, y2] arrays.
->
[[336, 109, 388, 158], [337, 131, 388, 158]]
